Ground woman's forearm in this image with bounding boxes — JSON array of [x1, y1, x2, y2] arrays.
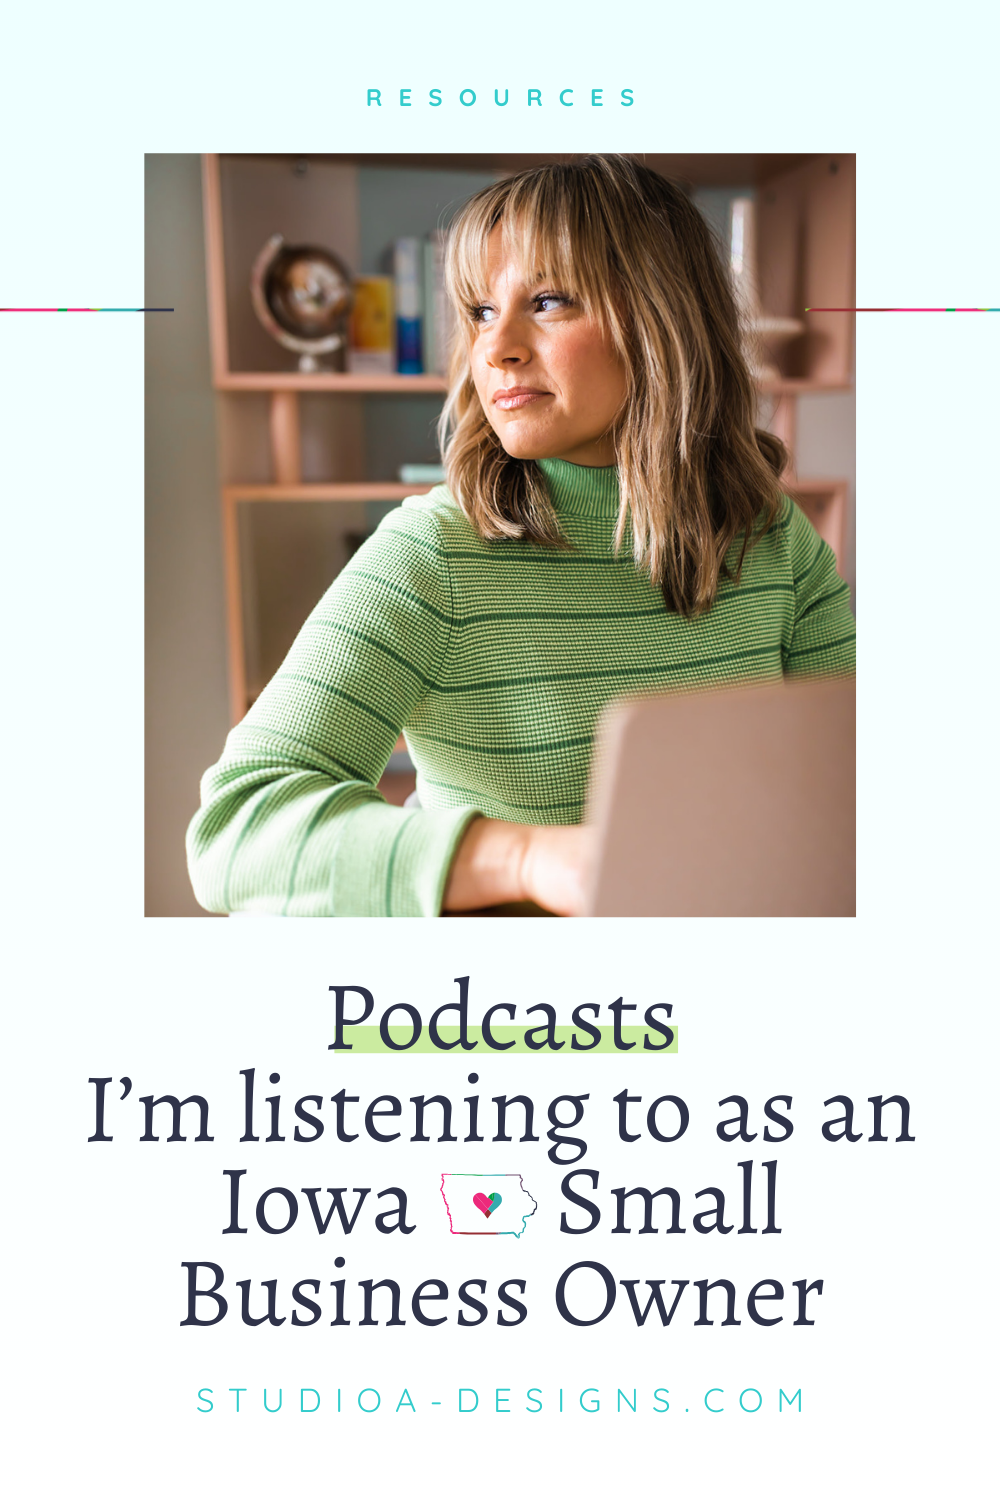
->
[[442, 818, 593, 915], [441, 818, 531, 910]]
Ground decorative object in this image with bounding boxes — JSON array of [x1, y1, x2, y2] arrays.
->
[[398, 463, 445, 484], [250, 234, 353, 372], [729, 197, 803, 381]]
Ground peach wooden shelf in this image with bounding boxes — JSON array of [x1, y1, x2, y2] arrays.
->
[[216, 371, 448, 394], [220, 483, 434, 720], [223, 483, 434, 504], [758, 378, 853, 395], [219, 372, 841, 398]]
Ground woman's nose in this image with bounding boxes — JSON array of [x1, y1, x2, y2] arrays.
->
[[484, 310, 532, 368]]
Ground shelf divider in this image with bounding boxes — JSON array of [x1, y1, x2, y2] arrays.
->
[[222, 483, 435, 503], [217, 371, 449, 394]]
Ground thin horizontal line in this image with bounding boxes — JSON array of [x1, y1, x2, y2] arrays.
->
[[805, 306, 998, 312], [0, 307, 175, 312]]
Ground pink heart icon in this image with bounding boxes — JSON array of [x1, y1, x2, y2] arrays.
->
[[473, 1191, 502, 1218]]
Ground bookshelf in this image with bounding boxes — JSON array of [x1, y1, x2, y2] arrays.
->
[[201, 152, 855, 724]]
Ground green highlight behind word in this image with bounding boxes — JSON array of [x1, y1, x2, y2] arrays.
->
[[342, 1026, 677, 1055]]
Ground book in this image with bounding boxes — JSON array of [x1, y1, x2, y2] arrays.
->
[[348, 275, 395, 374], [423, 229, 455, 377], [393, 237, 423, 374]]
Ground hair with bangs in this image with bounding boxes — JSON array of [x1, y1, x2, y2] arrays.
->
[[439, 154, 786, 617]]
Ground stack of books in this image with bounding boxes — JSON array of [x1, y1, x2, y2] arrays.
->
[[348, 231, 455, 376]]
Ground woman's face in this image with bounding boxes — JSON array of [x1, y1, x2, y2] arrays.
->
[[468, 227, 627, 467]]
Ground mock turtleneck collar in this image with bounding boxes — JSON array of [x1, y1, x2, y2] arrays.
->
[[537, 458, 620, 517]]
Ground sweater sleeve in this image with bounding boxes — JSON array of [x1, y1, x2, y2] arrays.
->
[[186, 502, 481, 917], [782, 497, 856, 678]]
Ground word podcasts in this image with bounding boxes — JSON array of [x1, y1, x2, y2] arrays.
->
[[366, 88, 635, 108], [326, 978, 676, 1054]]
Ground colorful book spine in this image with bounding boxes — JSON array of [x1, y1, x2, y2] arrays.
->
[[423, 229, 454, 377], [393, 237, 423, 374], [348, 276, 395, 374]]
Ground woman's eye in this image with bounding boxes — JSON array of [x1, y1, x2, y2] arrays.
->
[[470, 292, 569, 324]]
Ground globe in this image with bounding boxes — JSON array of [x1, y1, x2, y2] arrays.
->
[[250, 234, 354, 371]]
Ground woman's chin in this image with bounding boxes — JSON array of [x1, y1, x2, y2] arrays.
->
[[491, 420, 613, 467], [495, 429, 570, 463], [500, 439, 613, 467], [501, 442, 552, 461]]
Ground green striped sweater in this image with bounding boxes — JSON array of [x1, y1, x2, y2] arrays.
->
[[187, 459, 855, 917]]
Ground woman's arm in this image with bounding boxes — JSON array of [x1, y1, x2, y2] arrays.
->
[[442, 819, 594, 915], [186, 504, 480, 917], [782, 499, 856, 677]]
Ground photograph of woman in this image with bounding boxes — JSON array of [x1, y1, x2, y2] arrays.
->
[[185, 155, 855, 918]]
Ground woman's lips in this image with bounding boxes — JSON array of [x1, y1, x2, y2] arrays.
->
[[493, 387, 552, 410]]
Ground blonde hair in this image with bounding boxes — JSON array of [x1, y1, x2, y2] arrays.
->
[[439, 155, 786, 617]]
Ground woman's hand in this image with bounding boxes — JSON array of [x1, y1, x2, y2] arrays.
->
[[518, 824, 594, 915], [442, 819, 595, 916]]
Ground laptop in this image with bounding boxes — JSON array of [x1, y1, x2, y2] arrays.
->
[[582, 677, 855, 917]]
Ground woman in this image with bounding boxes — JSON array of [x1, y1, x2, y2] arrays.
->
[[187, 155, 855, 918]]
